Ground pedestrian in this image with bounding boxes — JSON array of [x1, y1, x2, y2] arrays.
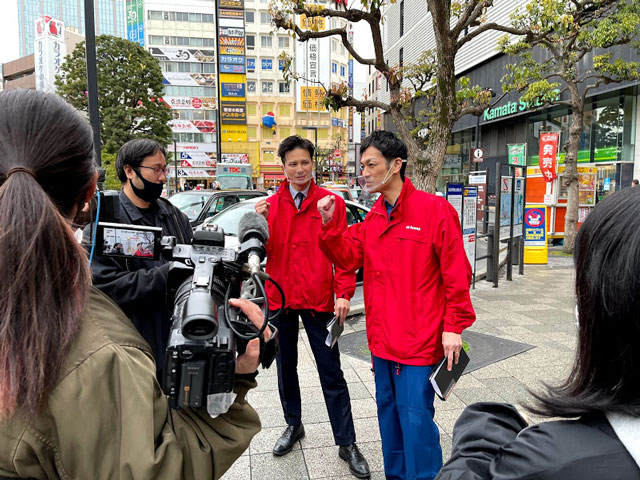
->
[[317, 131, 476, 480], [86, 138, 192, 379], [0, 89, 262, 479], [631, 179, 639, 187], [255, 135, 370, 478], [437, 186, 640, 480]]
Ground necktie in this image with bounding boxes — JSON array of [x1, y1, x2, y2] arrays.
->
[[295, 192, 304, 210]]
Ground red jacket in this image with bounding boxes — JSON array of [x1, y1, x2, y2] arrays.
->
[[264, 180, 355, 312], [320, 179, 475, 365]]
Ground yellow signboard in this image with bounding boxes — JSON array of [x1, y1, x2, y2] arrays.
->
[[221, 124, 248, 142], [523, 204, 548, 264], [299, 14, 325, 30], [300, 86, 325, 112]]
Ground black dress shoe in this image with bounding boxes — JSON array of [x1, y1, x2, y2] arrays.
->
[[272, 424, 305, 456], [339, 443, 371, 478]]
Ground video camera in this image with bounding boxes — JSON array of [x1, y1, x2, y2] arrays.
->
[[90, 191, 280, 416]]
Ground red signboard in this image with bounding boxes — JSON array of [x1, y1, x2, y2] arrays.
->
[[539, 132, 559, 182]]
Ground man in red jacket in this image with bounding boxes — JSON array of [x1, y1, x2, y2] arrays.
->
[[255, 135, 370, 478], [317, 131, 476, 480]]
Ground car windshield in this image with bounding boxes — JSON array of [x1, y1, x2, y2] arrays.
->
[[168, 192, 212, 220], [218, 176, 252, 189], [205, 201, 257, 236]]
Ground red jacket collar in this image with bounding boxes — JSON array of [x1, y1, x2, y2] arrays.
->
[[276, 178, 318, 201], [370, 178, 416, 217]]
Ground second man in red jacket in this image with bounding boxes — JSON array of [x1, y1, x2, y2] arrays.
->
[[255, 135, 370, 478]]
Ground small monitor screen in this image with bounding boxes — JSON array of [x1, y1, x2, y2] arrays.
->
[[97, 223, 162, 260]]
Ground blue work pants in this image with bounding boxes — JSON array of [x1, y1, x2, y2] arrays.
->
[[373, 355, 442, 480]]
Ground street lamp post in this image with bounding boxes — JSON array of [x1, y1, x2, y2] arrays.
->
[[302, 126, 319, 184]]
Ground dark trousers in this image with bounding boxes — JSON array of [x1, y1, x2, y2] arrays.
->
[[271, 309, 356, 446], [373, 355, 442, 480]]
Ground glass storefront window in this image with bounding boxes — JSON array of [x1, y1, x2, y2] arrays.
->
[[526, 90, 636, 166]]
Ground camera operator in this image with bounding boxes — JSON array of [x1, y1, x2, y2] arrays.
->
[[86, 138, 192, 376], [0, 90, 262, 479]]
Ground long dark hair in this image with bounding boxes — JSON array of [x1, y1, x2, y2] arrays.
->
[[0, 90, 95, 418], [530, 187, 640, 417]]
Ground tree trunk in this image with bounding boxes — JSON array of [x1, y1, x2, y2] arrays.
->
[[562, 93, 583, 254]]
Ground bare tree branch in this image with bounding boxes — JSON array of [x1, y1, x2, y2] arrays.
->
[[457, 23, 530, 50], [324, 92, 391, 112], [451, 0, 484, 40]]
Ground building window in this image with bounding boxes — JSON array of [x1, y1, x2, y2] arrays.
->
[[340, 65, 346, 76], [261, 35, 272, 48], [278, 36, 290, 49], [247, 81, 257, 93], [260, 11, 271, 24], [202, 14, 214, 22], [262, 58, 273, 70], [247, 58, 256, 72], [245, 11, 255, 23], [246, 35, 255, 49], [332, 62, 337, 73], [400, 0, 404, 37], [279, 82, 290, 93], [262, 81, 274, 93], [148, 10, 162, 20]]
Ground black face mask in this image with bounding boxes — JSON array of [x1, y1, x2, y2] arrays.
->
[[130, 168, 163, 203]]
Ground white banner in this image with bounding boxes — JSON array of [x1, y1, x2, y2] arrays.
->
[[163, 96, 217, 110], [166, 168, 216, 178], [149, 47, 215, 63], [176, 143, 217, 153], [169, 119, 216, 133], [162, 72, 216, 87], [219, 153, 249, 164]]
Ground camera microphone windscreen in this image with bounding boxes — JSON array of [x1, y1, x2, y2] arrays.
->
[[238, 211, 269, 244]]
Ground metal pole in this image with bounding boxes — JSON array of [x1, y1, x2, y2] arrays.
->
[[520, 163, 527, 275], [174, 140, 179, 193], [84, 0, 101, 167], [507, 167, 516, 281], [493, 163, 502, 288], [214, 4, 223, 162], [314, 128, 319, 184]]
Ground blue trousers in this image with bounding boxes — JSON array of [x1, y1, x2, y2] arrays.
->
[[373, 355, 442, 480], [271, 309, 356, 445]]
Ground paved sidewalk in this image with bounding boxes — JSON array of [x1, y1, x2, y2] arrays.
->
[[222, 257, 577, 479]]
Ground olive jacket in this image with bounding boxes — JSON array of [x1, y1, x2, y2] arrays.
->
[[0, 287, 260, 480]]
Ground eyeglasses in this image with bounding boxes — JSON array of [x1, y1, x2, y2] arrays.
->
[[137, 165, 168, 176]]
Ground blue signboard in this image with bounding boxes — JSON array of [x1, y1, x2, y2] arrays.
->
[[247, 58, 256, 72], [127, 23, 145, 47], [221, 82, 246, 98], [261, 59, 273, 70], [279, 59, 285, 71], [524, 207, 546, 246], [446, 183, 464, 224], [220, 55, 245, 65], [220, 64, 246, 73]]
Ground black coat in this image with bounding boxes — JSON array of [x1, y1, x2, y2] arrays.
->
[[436, 402, 640, 480], [86, 191, 193, 375]]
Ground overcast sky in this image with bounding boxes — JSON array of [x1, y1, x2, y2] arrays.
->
[[0, 1, 19, 64], [0, 1, 372, 93]]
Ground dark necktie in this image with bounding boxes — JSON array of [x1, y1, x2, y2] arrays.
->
[[295, 192, 304, 210]]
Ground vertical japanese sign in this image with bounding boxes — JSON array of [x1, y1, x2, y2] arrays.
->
[[348, 27, 354, 143], [446, 183, 464, 224], [34, 16, 66, 93], [126, 0, 145, 47], [507, 143, 526, 166], [462, 187, 478, 273], [296, 4, 329, 112], [539, 133, 559, 182], [217, 0, 247, 142]]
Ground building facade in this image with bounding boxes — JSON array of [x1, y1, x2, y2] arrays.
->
[[378, 0, 639, 236], [17, 0, 126, 57]]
